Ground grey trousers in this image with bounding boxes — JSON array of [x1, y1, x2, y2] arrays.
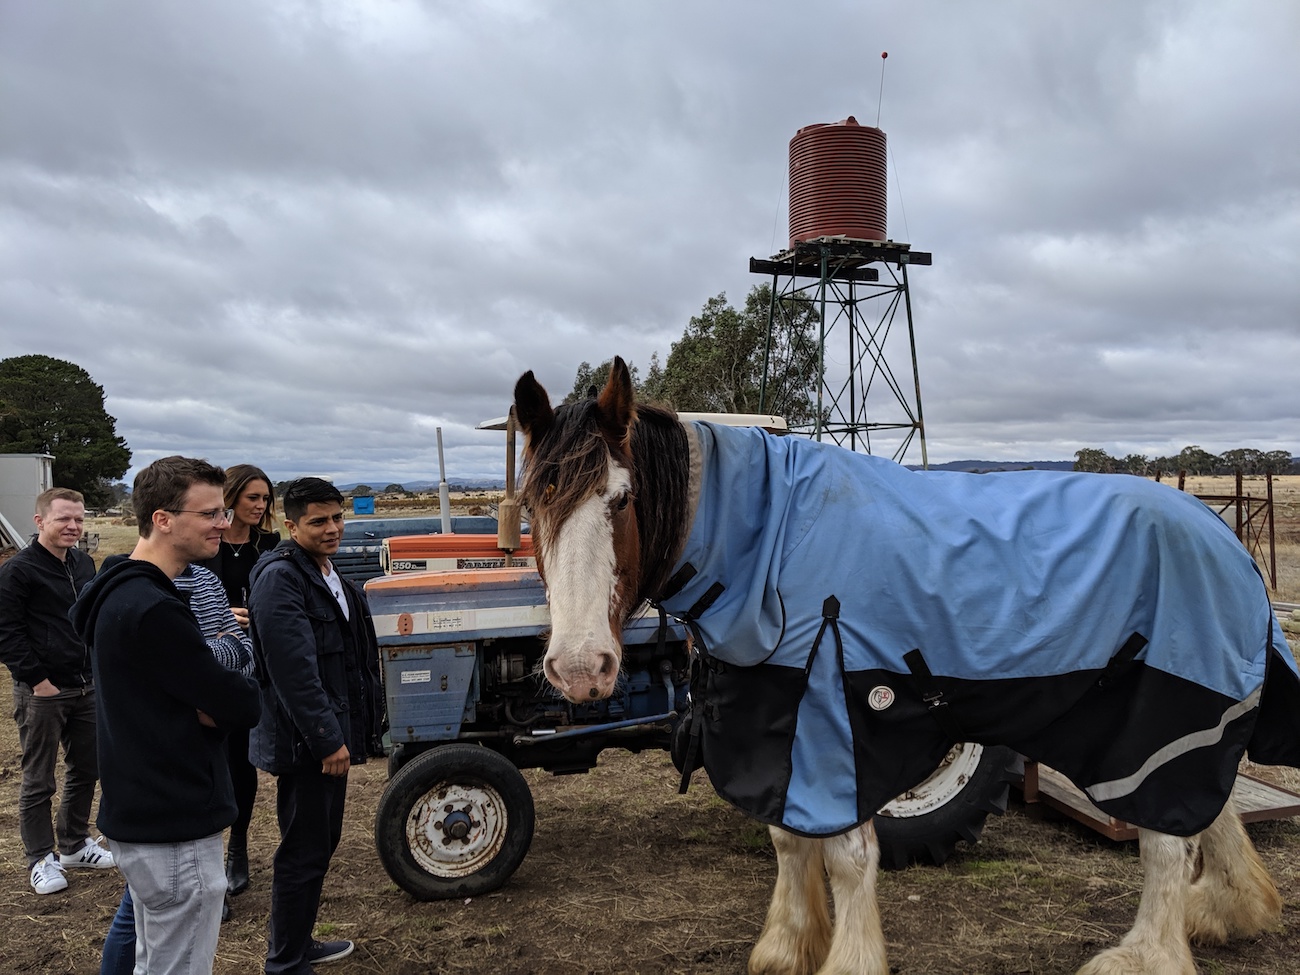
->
[[108, 833, 227, 975], [13, 681, 99, 867]]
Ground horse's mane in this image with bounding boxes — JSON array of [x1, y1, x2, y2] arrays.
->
[[627, 403, 690, 604], [520, 398, 690, 607]]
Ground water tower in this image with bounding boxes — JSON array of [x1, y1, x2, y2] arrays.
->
[[753, 116, 931, 466]]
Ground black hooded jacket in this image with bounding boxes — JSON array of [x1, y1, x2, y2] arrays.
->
[[70, 558, 261, 843]]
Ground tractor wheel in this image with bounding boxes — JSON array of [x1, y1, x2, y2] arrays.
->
[[874, 742, 1022, 869], [375, 743, 535, 900]]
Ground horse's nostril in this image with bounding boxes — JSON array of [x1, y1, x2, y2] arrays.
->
[[588, 686, 600, 699]]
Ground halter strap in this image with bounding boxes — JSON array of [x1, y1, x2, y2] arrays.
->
[[903, 648, 965, 743], [659, 562, 696, 601], [666, 570, 728, 796], [676, 616, 709, 794], [1097, 632, 1148, 688]]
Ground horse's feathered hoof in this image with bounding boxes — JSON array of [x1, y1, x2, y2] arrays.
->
[[747, 926, 828, 975], [1075, 943, 1195, 975], [1185, 834, 1282, 944]]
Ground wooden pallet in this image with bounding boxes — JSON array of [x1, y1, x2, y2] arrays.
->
[[1018, 762, 1300, 841]]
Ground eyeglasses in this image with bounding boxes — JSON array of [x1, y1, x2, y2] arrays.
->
[[166, 508, 234, 525]]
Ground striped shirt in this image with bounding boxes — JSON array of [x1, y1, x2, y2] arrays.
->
[[175, 564, 254, 676]]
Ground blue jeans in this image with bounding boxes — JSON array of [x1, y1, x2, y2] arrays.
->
[[107, 833, 227, 975], [100, 886, 136, 975]]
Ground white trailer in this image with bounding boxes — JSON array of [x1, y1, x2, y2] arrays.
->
[[0, 453, 54, 550]]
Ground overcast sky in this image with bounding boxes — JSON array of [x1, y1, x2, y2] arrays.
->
[[3, 0, 1297, 485]]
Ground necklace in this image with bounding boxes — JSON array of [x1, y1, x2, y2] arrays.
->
[[226, 539, 250, 559]]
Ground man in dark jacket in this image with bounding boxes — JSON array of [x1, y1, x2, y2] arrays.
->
[[0, 487, 111, 895], [71, 457, 261, 974], [248, 477, 383, 975]]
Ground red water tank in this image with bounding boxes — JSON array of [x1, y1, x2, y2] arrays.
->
[[788, 116, 887, 248]]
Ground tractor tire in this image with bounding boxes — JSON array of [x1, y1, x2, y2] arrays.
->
[[874, 742, 1022, 870], [375, 743, 535, 900]]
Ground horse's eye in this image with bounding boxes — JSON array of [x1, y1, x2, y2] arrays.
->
[[614, 494, 631, 512]]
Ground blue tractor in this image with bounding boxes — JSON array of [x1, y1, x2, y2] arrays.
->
[[368, 563, 691, 899]]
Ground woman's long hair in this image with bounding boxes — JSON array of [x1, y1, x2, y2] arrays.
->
[[224, 463, 278, 533]]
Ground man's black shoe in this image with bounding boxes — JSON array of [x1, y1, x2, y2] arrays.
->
[[306, 940, 354, 965], [225, 849, 250, 895]]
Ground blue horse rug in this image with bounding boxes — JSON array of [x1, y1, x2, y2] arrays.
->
[[659, 422, 1300, 838]]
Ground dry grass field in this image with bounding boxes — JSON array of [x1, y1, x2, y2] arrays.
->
[[2, 475, 1299, 974]]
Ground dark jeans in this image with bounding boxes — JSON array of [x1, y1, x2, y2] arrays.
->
[[228, 726, 258, 847], [13, 681, 98, 866], [265, 767, 348, 975], [100, 886, 135, 975]]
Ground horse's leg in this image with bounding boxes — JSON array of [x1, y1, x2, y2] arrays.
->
[[816, 819, 889, 975], [748, 826, 832, 975], [1185, 797, 1282, 945], [1076, 828, 1195, 975]]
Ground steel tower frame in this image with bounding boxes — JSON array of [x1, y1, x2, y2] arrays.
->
[[753, 237, 932, 467]]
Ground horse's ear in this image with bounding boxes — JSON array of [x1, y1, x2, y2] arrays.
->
[[513, 370, 554, 445], [595, 356, 636, 446]]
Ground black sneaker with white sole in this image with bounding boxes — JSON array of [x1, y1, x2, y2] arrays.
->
[[306, 939, 354, 965]]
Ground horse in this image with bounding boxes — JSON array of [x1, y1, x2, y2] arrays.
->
[[512, 356, 1300, 975]]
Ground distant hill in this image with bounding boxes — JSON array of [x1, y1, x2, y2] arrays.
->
[[335, 478, 506, 492], [907, 460, 1077, 473]]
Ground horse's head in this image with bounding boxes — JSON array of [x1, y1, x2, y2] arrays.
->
[[514, 358, 643, 703]]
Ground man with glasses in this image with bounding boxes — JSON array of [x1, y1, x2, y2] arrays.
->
[[248, 477, 384, 974], [71, 456, 260, 975], [0, 487, 113, 895]]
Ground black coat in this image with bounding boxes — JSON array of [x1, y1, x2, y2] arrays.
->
[[70, 558, 261, 842], [247, 540, 384, 775], [0, 538, 96, 689]]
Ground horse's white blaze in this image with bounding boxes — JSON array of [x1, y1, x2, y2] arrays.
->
[[541, 462, 631, 702]]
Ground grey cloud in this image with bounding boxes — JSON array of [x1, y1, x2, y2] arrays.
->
[[2, 0, 1296, 483]]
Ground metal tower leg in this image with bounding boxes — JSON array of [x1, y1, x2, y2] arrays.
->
[[752, 239, 931, 468]]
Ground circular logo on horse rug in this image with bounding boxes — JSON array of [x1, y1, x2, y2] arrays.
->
[[868, 685, 895, 711]]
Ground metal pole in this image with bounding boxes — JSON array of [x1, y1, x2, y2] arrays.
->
[[817, 247, 828, 441], [759, 273, 778, 413], [497, 407, 522, 566], [436, 427, 452, 534], [1267, 473, 1277, 589], [901, 262, 928, 470], [847, 280, 857, 451], [1234, 470, 1244, 540]]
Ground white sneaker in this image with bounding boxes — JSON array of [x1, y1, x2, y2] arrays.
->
[[30, 853, 69, 894], [60, 837, 115, 869]]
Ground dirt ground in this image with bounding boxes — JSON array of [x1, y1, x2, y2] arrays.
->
[[2, 477, 1299, 974], [4, 725, 1300, 975]]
